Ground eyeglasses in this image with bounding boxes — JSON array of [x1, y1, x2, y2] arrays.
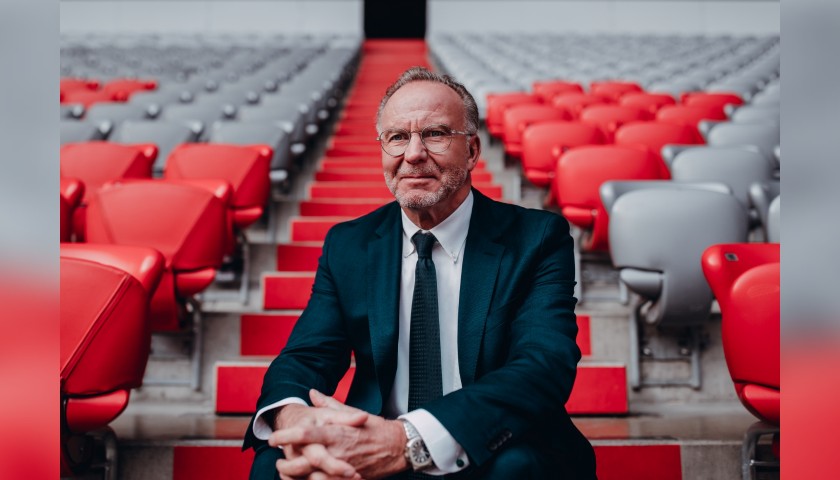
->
[[376, 124, 474, 157]]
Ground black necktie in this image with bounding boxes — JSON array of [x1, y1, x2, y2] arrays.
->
[[408, 231, 443, 412]]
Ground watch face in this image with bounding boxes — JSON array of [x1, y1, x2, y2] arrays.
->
[[408, 438, 432, 467]]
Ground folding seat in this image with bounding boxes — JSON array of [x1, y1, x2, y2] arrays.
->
[[160, 101, 236, 139], [670, 147, 775, 225], [520, 121, 605, 190], [501, 104, 570, 158], [748, 181, 781, 241], [109, 120, 203, 174], [656, 105, 729, 129], [60, 244, 165, 479], [589, 81, 643, 102], [208, 121, 293, 183], [85, 180, 230, 389], [128, 88, 194, 109], [701, 244, 780, 479], [61, 104, 85, 120], [60, 178, 85, 243], [485, 92, 540, 139], [60, 120, 111, 145], [681, 92, 744, 113], [62, 89, 128, 108], [60, 78, 99, 95], [579, 105, 651, 142], [551, 93, 611, 120], [531, 80, 583, 103], [614, 121, 704, 178], [618, 92, 677, 116], [85, 102, 159, 129], [237, 101, 307, 155], [204, 87, 261, 107], [706, 122, 780, 164], [164, 144, 272, 302], [767, 196, 780, 243], [604, 182, 747, 388], [101, 78, 157, 98], [645, 80, 703, 99], [729, 105, 780, 124]]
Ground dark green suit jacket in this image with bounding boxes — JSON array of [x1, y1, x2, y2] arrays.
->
[[244, 189, 595, 478]]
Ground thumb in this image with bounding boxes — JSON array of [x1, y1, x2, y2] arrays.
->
[[310, 389, 368, 426]]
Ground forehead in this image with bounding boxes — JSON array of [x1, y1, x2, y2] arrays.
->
[[380, 81, 464, 128]]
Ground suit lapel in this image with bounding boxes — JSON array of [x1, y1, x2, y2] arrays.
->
[[367, 203, 402, 401], [458, 190, 505, 385]]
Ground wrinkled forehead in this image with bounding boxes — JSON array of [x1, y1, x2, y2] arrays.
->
[[379, 81, 465, 128]]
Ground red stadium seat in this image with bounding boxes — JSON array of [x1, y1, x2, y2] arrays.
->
[[656, 105, 729, 130], [60, 244, 164, 478], [102, 78, 158, 98], [555, 146, 662, 252], [614, 121, 704, 178], [532, 80, 584, 103], [681, 92, 744, 112], [501, 104, 570, 158], [702, 243, 780, 478], [61, 89, 128, 108], [619, 92, 677, 116], [551, 93, 612, 119], [485, 92, 541, 139], [579, 105, 651, 142], [60, 77, 100, 95], [60, 178, 85, 242], [590, 81, 643, 102], [60, 142, 157, 241], [520, 121, 605, 191]]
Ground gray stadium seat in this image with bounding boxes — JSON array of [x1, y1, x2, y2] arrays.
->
[[60, 120, 111, 145], [608, 187, 748, 389], [207, 121, 292, 180], [600, 180, 731, 214], [60, 104, 85, 120], [160, 101, 236, 139], [729, 104, 780, 123], [85, 102, 159, 129], [749, 180, 781, 242], [767, 195, 780, 243], [110, 120, 203, 174], [706, 122, 780, 163], [129, 88, 194, 108]]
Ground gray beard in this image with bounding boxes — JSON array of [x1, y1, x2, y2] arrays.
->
[[384, 164, 469, 209]]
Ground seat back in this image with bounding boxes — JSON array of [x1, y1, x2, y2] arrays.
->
[[619, 92, 677, 116], [556, 146, 661, 252], [580, 105, 650, 141], [60, 120, 110, 145], [208, 121, 292, 172], [502, 104, 569, 154], [532, 80, 583, 102], [110, 120, 203, 173], [707, 122, 780, 162], [85, 102, 156, 127], [164, 144, 271, 228], [600, 180, 731, 214], [671, 146, 774, 208], [520, 121, 605, 188], [614, 121, 704, 178], [485, 92, 538, 136], [730, 104, 780, 124], [551, 92, 611, 119], [60, 142, 157, 203], [608, 188, 748, 325], [656, 105, 729, 129], [589, 80, 643, 102], [681, 92, 744, 112]]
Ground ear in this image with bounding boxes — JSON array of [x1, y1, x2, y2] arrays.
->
[[466, 134, 481, 171]]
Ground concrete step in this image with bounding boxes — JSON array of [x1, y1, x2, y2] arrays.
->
[[213, 361, 626, 416]]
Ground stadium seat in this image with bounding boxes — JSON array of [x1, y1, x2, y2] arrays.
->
[[60, 142, 157, 240], [60, 244, 164, 479], [605, 184, 747, 388], [85, 180, 229, 389], [62, 89, 128, 108], [160, 101, 237, 136], [729, 104, 780, 124], [682, 92, 744, 112], [531, 80, 584, 103], [614, 121, 704, 178], [589, 81, 643, 102], [551, 92, 611, 119], [579, 105, 651, 142], [85, 102, 159, 128], [61, 104, 85, 120], [60, 120, 111, 145], [521, 121, 605, 190], [656, 105, 729, 131], [701, 243, 780, 479], [485, 92, 540, 139], [60, 78, 99, 95], [748, 180, 781, 242], [767, 196, 780, 243], [164, 144, 272, 303], [670, 147, 774, 225], [60, 178, 85, 243], [102, 78, 158, 98], [501, 104, 570, 158], [619, 92, 677, 116], [208, 121, 293, 184], [109, 120, 203, 174], [128, 88, 194, 109], [706, 122, 780, 164]]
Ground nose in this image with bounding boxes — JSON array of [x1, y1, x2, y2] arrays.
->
[[402, 131, 427, 164]]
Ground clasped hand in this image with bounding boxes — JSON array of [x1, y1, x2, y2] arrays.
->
[[268, 389, 408, 480]]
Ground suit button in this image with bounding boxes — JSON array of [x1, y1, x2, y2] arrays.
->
[[456, 459, 465, 468]]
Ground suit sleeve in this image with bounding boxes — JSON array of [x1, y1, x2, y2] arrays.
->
[[243, 227, 352, 451], [423, 214, 580, 466]]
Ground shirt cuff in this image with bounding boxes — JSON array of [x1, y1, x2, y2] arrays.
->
[[252, 397, 308, 440], [400, 409, 470, 475]]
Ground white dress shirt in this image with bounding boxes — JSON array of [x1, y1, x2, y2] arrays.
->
[[253, 192, 474, 475]]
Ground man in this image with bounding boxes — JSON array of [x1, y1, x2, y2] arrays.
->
[[244, 67, 596, 479]]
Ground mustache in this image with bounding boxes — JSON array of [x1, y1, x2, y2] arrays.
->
[[395, 164, 441, 176]]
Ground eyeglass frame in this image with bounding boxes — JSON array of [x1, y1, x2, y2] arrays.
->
[[375, 124, 476, 157]]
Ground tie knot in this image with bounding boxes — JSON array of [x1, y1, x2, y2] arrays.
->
[[412, 232, 437, 259]]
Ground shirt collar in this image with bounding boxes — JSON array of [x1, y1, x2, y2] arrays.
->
[[401, 191, 474, 263]]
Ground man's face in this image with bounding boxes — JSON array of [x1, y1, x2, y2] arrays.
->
[[378, 81, 478, 210]]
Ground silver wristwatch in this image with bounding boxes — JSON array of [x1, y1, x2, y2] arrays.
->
[[399, 419, 433, 471]]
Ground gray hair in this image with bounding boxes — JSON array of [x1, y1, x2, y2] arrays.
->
[[376, 66, 479, 134]]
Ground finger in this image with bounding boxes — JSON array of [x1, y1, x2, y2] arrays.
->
[[276, 456, 315, 479], [270, 427, 315, 447], [310, 389, 354, 411], [301, 444, 358, 478]]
